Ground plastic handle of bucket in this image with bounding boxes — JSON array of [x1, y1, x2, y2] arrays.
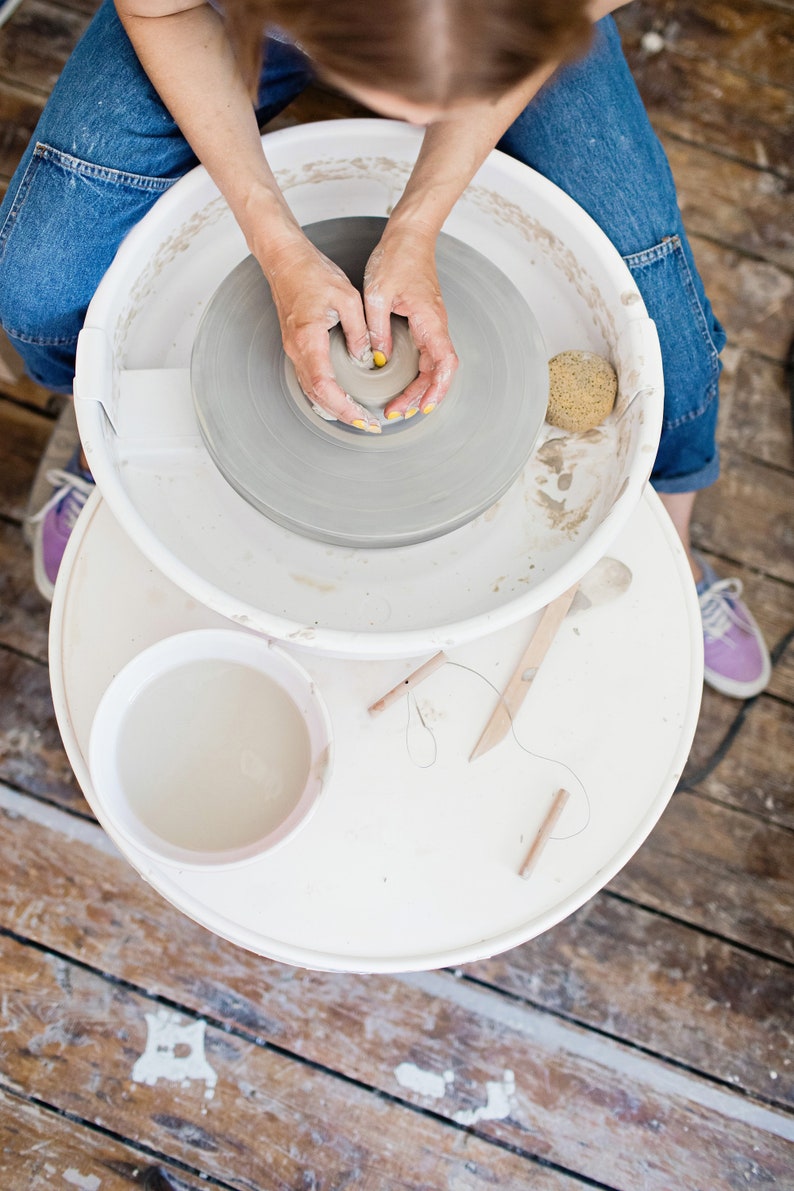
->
[[614, 316, 664, 419], [74, 326, 118, 434]]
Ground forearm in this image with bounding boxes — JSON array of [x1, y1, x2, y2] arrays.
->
[[387, 67, 556, 239], [386, 0, 632, 239], [114, 0, 303, 265]]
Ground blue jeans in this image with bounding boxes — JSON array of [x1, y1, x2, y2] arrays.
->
[[0, 4, 723, 493]]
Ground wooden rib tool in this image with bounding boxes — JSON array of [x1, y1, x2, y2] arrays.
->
[[469, 582, 580, 761]]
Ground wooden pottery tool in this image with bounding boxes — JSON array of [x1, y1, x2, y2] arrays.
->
[[469, 557, 632, 760], [519, 787, 571, 878], [469, 583, 580, 761], [366, 556, 632, 726], [368, 651, 448, 716]]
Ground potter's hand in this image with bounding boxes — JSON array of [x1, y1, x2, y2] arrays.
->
[[364, 222, 458, 419], [261, 233, 381, 432]]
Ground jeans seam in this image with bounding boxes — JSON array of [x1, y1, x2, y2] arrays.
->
[[0, 142, 178, 342], [5, 325, 77, 349], [625, 234, 722, 432], [625, 235, 721, 362], [0, 142, 174, 258], [661, 377, 719, 433], [0, 150, 38, 257], [33, 142, 176, 191]]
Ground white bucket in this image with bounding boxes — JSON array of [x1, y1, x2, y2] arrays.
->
[[75, 119, 663, 659], [87, 629, 332, 869]]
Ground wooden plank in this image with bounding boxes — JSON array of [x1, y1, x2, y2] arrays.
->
[[662, 136, 794, 272], [690, 238, 794, 363], [692, 449, 794, 586], [0, 521, 49, 662], [684, 691, 794, 828], [0, 650, 86, 812], [0, 0, 94, 96], [270, 81, 374, 128], [616, 0, 794, 90], [616, 7, 794, 176], [3, 374, 72, 416], [0, 398, 57, 520], [719, 348, 794, 473], [610, 790, 794, 962], [0, 81, 43, 185], [0, 786, 792, 1159], [0, 1088, 208, 1191], [1, 917, 792, 1191], [632, 55, 792, 177], [0, 327, 25, 386], [0, 932, 590, 1191], [465, 892, 794, 1108], [45, 0, 101, 15]]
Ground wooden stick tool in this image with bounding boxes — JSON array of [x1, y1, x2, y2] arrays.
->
[[519, 787, 571, 879], [469, 582, 580, 761], [368, 651, 448, 716]]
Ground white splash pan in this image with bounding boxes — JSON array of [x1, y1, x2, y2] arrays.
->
[[74, 119, 663, 659]]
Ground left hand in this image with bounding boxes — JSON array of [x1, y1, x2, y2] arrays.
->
[[363, 221, 459, 419]]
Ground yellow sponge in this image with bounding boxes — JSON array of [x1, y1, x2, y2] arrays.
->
[[546, 350, 617, 432]]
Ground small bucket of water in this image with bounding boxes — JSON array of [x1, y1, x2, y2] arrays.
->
[[88, 629, 332, 868]]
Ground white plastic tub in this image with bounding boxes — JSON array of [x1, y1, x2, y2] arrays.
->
[[75, 119, 663, 659]]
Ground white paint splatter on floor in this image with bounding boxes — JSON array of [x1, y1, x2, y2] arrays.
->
[[63, 1170, 101, 1190], [393, 1060, 516, 1125], [453, 1069, 516, 1126], [131, 1007, 218, 1101], [394, 1062, 454, 1099]]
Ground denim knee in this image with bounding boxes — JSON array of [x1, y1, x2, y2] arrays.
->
[[0, 145, 174, 391], [625, 235, 726, 493], [499, 16, 725, 494]]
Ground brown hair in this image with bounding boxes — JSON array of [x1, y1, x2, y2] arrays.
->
[[226, 0, 593, 106]]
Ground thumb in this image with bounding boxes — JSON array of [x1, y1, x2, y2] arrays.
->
[[364, 287, 394, 363]]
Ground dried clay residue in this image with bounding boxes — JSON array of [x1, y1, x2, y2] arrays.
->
[[535, 489, 595, 536], [530, 432, 614, 537]]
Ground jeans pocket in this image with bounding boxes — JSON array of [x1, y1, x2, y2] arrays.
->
[[0, 142, 174, 345], [624, 234, 726, 434]]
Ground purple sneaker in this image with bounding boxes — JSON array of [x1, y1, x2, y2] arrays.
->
[[29, 449, 94, 600], [696, 556, 771, 699]]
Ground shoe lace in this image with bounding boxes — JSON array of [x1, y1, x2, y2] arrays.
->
[[698, 578, 752, 647], [27, 467, 94, 530]]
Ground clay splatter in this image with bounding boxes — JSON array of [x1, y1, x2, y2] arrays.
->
[[132, 1007, 218, 1101], [394, 1062, 454, 1099], [453, 1070, 517, 1126], [63, 1172, 101, 1191], [394, 1061, 517, 1125]]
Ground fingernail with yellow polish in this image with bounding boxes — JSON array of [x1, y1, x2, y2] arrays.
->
[[352, 419, 368, 430], [366, 422, 382, 434], [422, 402, 436, 415], [405, 407, 419, 419], [386, 410, 403, 421], [372, 350, 387, 368]]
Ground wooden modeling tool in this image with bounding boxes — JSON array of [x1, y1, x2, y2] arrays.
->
[[469, 583, 580, 761], [366, 560, 630, 725], [368, 651, 448, 716], [519, 787, 571, 879]]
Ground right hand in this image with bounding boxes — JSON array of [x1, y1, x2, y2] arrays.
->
[[260, 232, 381, 432]]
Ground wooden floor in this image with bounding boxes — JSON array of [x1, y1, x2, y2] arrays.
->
[[1, 2, 793, 1187]]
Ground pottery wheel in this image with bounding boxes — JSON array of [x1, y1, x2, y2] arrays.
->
[[191, 216, 548, 548]]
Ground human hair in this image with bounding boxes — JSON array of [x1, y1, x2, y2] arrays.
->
[[225, 0, 593, 106]]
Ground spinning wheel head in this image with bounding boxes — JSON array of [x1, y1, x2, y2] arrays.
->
[[191, 216, 549, 548]]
